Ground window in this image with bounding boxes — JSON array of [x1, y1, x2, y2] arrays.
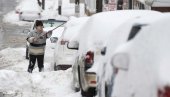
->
[[127, 24, 147, 41], [33, 19, 66, 29]]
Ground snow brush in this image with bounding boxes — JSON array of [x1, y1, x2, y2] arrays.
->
[[38, 22, 66, 39]]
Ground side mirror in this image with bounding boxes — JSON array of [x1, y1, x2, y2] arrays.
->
[[101, 47, 107, 56], [50, 37, 58, 43], [111, 53, 129, 71], [23, 29, 30, 34], [67, 41, 79, 50]]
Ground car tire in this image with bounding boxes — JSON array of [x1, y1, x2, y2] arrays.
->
[[81, 88, 96, 97], [26, 47, 29, 59], [78, 66, 96, 97], [87, 88, 96, 97], [105, 83, 108, 97], [78, 66, 85, 96], [74, 87, 80, 92]]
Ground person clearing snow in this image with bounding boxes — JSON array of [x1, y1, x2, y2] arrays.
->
[[26, 20, 53, 73]]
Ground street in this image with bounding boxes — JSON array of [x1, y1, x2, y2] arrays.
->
[[0, 0, 30, 50], [1, 0, 170, 97]]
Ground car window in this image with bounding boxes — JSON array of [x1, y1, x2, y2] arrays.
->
[[127, 24, 147, 41], [33, 20, 66, 29], [42, 20, 66, 28]]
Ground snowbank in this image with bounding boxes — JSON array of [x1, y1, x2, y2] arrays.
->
[[0, 47, 80, 97], [0, 69, 74, 97]]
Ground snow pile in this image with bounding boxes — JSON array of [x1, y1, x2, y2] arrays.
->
[[63, 16, 89, 41], [0, 47, 81, 97], [0, 69, 74, 97], [0, 48, 27, 70]]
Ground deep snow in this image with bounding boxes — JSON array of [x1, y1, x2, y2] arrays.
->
[[0, 47, 81, 97], [0, 25, 79, 97]]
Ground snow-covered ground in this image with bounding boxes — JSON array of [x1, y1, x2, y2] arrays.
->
[[3, 11, 32, 26], [3, 0, 85, 26], [0, 46, 81, 97]]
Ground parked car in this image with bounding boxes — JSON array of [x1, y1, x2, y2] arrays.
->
[[53, 17, 89, 71], [24, 19, 67, 59], [97, 11, 163, 97], [68, 10, 162, 97], [16, 0, 42, 21], [111, 14, 170, 97]]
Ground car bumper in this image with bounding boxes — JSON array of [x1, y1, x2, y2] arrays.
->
[[20, 14, 41, 21], [85, 72, 97, 88], [55, 56, 75, 66]]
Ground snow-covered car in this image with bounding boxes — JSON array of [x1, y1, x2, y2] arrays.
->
[[68, 10, 161, 97], [16, 0, 42, 21], [53, 17, 89, 71], [64, 17, 90, 92], [111, 14, 170, 97], [24, 19, 67, 59], [97, 11, 163, 97]]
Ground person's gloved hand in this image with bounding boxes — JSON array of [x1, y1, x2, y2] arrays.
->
[[33, 37, 38, 42], [29, 37, 38, 43]]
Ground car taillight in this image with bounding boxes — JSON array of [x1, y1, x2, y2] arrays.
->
[[60, 39, 68, 45], [16, 11, 19, 14], [90, 81, 96, 84], [158, 86, 170, 97], [85, 51, 94, 65]]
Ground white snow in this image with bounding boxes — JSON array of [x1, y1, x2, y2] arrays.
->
[[0, 23, 79, 97], [0, 46, 81, 97], [3, 0, 41, 26], [0, 69, 75, 97], [3, 11, 32, 26], [112, 14, 170, 97], [17, 0, 42, 12], [64, 16, 89, 41], [3, 0, 85, 26]]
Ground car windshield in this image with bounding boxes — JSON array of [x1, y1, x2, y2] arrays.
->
[[42, 19, 66, 28]]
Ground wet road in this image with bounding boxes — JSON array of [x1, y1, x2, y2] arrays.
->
[[0, 0, 31, 50]]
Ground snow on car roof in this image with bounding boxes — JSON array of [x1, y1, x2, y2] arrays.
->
[[113, 14, 170, 88], [62, 16, 89, 41], [102, 11, 163, 81], [76, 10, 162, 53]]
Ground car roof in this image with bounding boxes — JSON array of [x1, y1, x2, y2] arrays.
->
[[77, 10, 162, 52]]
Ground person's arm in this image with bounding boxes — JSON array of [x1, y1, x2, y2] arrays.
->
[[26, 31, 37, 43]]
